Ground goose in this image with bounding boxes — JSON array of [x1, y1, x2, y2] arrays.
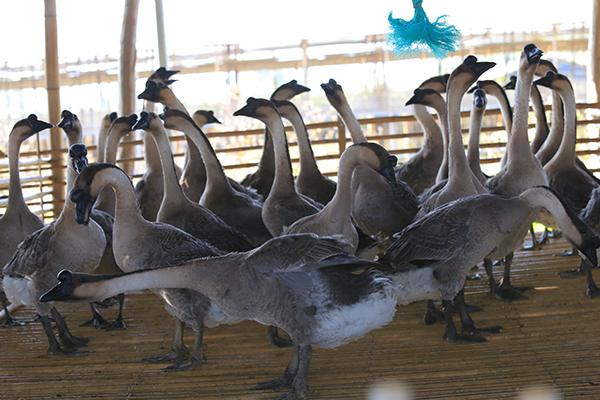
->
[[483, 43, 549, 301], [2, 143, 106, 355], [135, 68, 182, 221], [41, 235, 395, 400], [466, 88, 489, 184], [378, 185, 600, 342], [416, 55, 493, 220], [133, 111, 254, 253], [160, 106, 272, 248], [320, 78, 418, 240], [272, 99, 337, 205], [65, 162, 236, 370], [234, 98, 322, 237], [93, 114, 139, 216], [241, 79, 311, 199], [56, 110, 124, 329], [578, 186, 600, 297], [0, 115, 50, 326], [533, 71, 600, 271], [97, 112, 117, 164], [284, 142, 398, 255], [533, 60, 564, 166], [468, 79, 513, 168], [395, 75, 448, 195]]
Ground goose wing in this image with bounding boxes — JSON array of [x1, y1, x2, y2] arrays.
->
[[3, 224, 55, 278]]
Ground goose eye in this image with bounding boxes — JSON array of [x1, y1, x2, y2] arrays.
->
[[79, 278, 85, 283], [376, 151, 382, 157], [87, 180, 92, 185]]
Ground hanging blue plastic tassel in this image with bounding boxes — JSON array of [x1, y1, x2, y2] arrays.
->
[[387, 0, 461, 60]]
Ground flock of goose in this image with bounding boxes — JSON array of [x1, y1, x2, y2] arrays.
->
[[2, 43, 600, 400]]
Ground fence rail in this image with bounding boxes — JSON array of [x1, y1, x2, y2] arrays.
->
[[2, 103, 600, 221]]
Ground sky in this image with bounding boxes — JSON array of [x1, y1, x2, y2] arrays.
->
[[0, 0, 593, 65]]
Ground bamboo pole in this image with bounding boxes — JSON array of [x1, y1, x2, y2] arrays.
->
[[44, 0, 64, 215], [118, 0, 140, 175], [590, 0, 600, 104], [155, 0, 168, 67]]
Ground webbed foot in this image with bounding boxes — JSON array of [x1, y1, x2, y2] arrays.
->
[[163, 357, 200, 372], [253, 376, 293, 392]]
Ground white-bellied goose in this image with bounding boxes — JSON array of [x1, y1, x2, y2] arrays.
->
[[320, 78, 419, 240], [0, 115, 50, 326], [483, 44, 549, 301], [272, 99, 337, 205], [41, 234, 395, 400], [234, 98, 322, 237], [241, 80, 311, 199], [284, 142, 397, 256], [3, 144, 106, 355], [378, 185, 600, 343], [160, 107, 272, 248], [133, 111, 254, 253]]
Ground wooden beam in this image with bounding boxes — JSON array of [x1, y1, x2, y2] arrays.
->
[[44, 0, 64, 212], [590, 0, 600, 103]]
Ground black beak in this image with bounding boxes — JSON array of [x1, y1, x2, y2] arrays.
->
[[379, 155, 398, 185], [132, 111, 151, 130], [524, 43, 543, 65], [39, 270, 75, 302], [69, 188, 94, 226]]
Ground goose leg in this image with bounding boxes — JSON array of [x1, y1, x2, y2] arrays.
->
[[454, 287, 501, 335], [254, 341, 300, 392], [585, 260, 600, 299], [143, 319, 189, 363], [553, 245, 577, 258], [441, 299, 486, 343], [164, 323, 205, 372], [103, 293, 126, 331], [423, 300, 444, 325], [494, 252, 532, 301], [79, 302, 111, 328], [1, 291, 25, 327], [41, 314, 87, 356], [522, 224, 542, 250], [278, 344, 313, 400], [51, 307, 90, 349], [558, 257, 587, 278], [483, 258, 500, 294], [268, 325, 293, 348]]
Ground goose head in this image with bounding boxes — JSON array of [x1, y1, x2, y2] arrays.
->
[[148, 66, 180, 85], [69, 143, 89, 174], [40, 269, 110, 303], [320, 78, 346, 108], [193, 110, 221, 127], [270, 79, 311, 101], [57, 110, 83, 143], [137, 79, 169, 102], [233, 97, 281, 123], [69, 163, 121, 225], [472, 88, 487, 110], [518, 44, 543, 77], [534, 59, 558, 78], [533, 71, 573, 93], [107, 113, 138, 140], [10, 114, 53, 143], [405, 88, 444, 108], [160, 106, 197, 130], [131, 110, 160, 131], [502, 76, 517, 91], [447, 56, 496, 95], [346, 142, 397, 184], [270, 99, 300, 120], [418, 74, 450, 93]]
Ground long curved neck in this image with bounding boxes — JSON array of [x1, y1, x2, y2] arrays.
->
[[320, 151, 356, 219], [529, 84, 549, 153], [519, 186, 579, 239], [104, 129, 128, 164], [330, 95, 367, 143], [413, 104, 442, 150], [6, 135, 26, 210], [142, 101, 163, 173], [490, 87, 513, 138], [263, 113, 297, 195], [159, 90, 189, 115], [171, 118, 231, 195], [257, 127, 275, 172], [147, 125, 188, 203], [107, 172, 146, 228], [536, 91, 564, 165], [426, 101, 449, 184], [445, 85, 473, 186], [507, 66, 536, 160], [467, 105, 487, 183], [282, 109, 321, 176], [548, 86, 577, 169]]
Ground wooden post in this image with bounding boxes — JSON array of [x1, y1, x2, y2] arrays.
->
[[155, 0, 168, 67], [44, 0, 64, 215], [118, 0, 140, 174], [590, 0, 600, 104]]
